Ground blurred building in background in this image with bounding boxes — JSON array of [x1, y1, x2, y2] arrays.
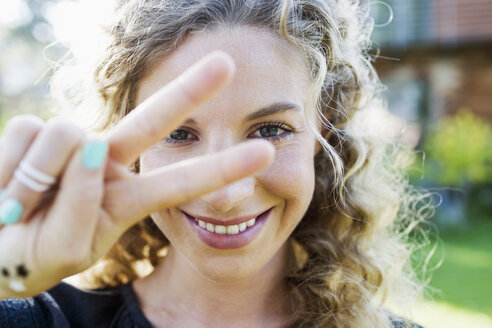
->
[[371, 0, 492, 127], [369, 0, 492, 225]]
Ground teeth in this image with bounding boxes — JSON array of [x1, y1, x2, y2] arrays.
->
[[195, 216, 258, 234], [215, 225, 227, 234], [227, 225, 239, 235]]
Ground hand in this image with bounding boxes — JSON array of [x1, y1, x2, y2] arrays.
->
[[0, 51, 275, 299]]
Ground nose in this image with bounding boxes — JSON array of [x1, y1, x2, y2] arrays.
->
[[199, 177, 255, 213]]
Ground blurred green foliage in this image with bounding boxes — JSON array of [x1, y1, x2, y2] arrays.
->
[[422, 109, 492, 186], [419, 218, 492, 317]]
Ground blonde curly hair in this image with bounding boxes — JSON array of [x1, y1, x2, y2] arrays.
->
[[52, 0, 436, 327]]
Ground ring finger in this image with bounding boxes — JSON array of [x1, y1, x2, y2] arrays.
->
[[0, 117, 85, 225], [0, 115, 44, 190]]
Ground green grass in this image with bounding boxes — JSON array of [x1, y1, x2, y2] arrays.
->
[[424, 218, 492, 317]]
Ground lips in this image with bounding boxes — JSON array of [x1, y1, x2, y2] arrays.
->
[[181, 209, 266, 226], [183, 207, 273, 249]]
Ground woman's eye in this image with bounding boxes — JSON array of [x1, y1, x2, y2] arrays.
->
[[259, 126, 280, 138], [165, 129, 196, 144], [250, 123, 294, 141], [165, 123, 294, 145], [170, 129, 189, 140]]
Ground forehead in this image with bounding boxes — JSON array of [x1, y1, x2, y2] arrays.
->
[[137, 26, 310, 116]]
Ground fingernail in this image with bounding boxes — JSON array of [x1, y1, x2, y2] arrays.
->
[[0, 199, 23, 225], [0, 189, 6, 200], [83, 141, 109, 169]]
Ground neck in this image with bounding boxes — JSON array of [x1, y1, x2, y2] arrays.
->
[[133, 243, 294, 327]]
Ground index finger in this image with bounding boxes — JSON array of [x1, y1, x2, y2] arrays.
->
[[106, 51, 235, 166]]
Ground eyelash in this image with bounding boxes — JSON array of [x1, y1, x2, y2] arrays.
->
[[164, 121, 295, 144], [250, 122, 294, 142]]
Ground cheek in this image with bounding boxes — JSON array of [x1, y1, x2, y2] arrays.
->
[[257, 143, 315, 207]]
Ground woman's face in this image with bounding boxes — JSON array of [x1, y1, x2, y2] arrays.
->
[[137, 26, 319, 282]]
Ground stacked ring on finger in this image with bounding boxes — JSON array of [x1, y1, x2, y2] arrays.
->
[[13, 160, 57, 193]]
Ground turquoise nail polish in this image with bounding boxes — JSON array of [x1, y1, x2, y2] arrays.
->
[[0, 189, 6, 200], [0, 199, 23, 225], [83, 141, 109, 169]]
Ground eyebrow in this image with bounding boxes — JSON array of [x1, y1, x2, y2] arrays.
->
[[184, 102, 302, 125]]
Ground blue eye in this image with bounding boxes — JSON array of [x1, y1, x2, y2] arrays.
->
[[170, 130, 189, 140], [259, 126, 279, 138], [249, 122, 294, 141], [165, 129, 197, 144]]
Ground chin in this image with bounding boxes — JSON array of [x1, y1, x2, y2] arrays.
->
[[189, 251, 269, 283], [194, 239, 291, 286]]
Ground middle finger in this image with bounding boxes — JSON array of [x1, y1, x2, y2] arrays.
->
[[106, 51, 235, 166]]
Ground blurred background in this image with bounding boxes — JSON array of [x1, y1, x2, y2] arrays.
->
[[370, 1, 492, 326], [0, 0, 491, 327]]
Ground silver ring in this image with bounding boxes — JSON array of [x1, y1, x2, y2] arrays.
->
[[13, 161, 56, 193], [19, 161, 56, 185]]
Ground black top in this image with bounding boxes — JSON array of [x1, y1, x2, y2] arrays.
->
[[0, 282, 423, 327], [0, 282, 152, 328]]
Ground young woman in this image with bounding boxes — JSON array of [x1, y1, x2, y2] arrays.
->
[[0, 0, 428, 327]]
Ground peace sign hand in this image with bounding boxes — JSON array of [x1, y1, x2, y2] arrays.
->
[[0, 52, 275, 299]]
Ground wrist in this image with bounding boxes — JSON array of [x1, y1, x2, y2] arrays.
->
[[0, 283, 14, 300]]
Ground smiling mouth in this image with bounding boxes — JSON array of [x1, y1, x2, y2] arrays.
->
[[191, 215, 259, 235], [182, 207, 273, 248], [181, 208, 272, 235]]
